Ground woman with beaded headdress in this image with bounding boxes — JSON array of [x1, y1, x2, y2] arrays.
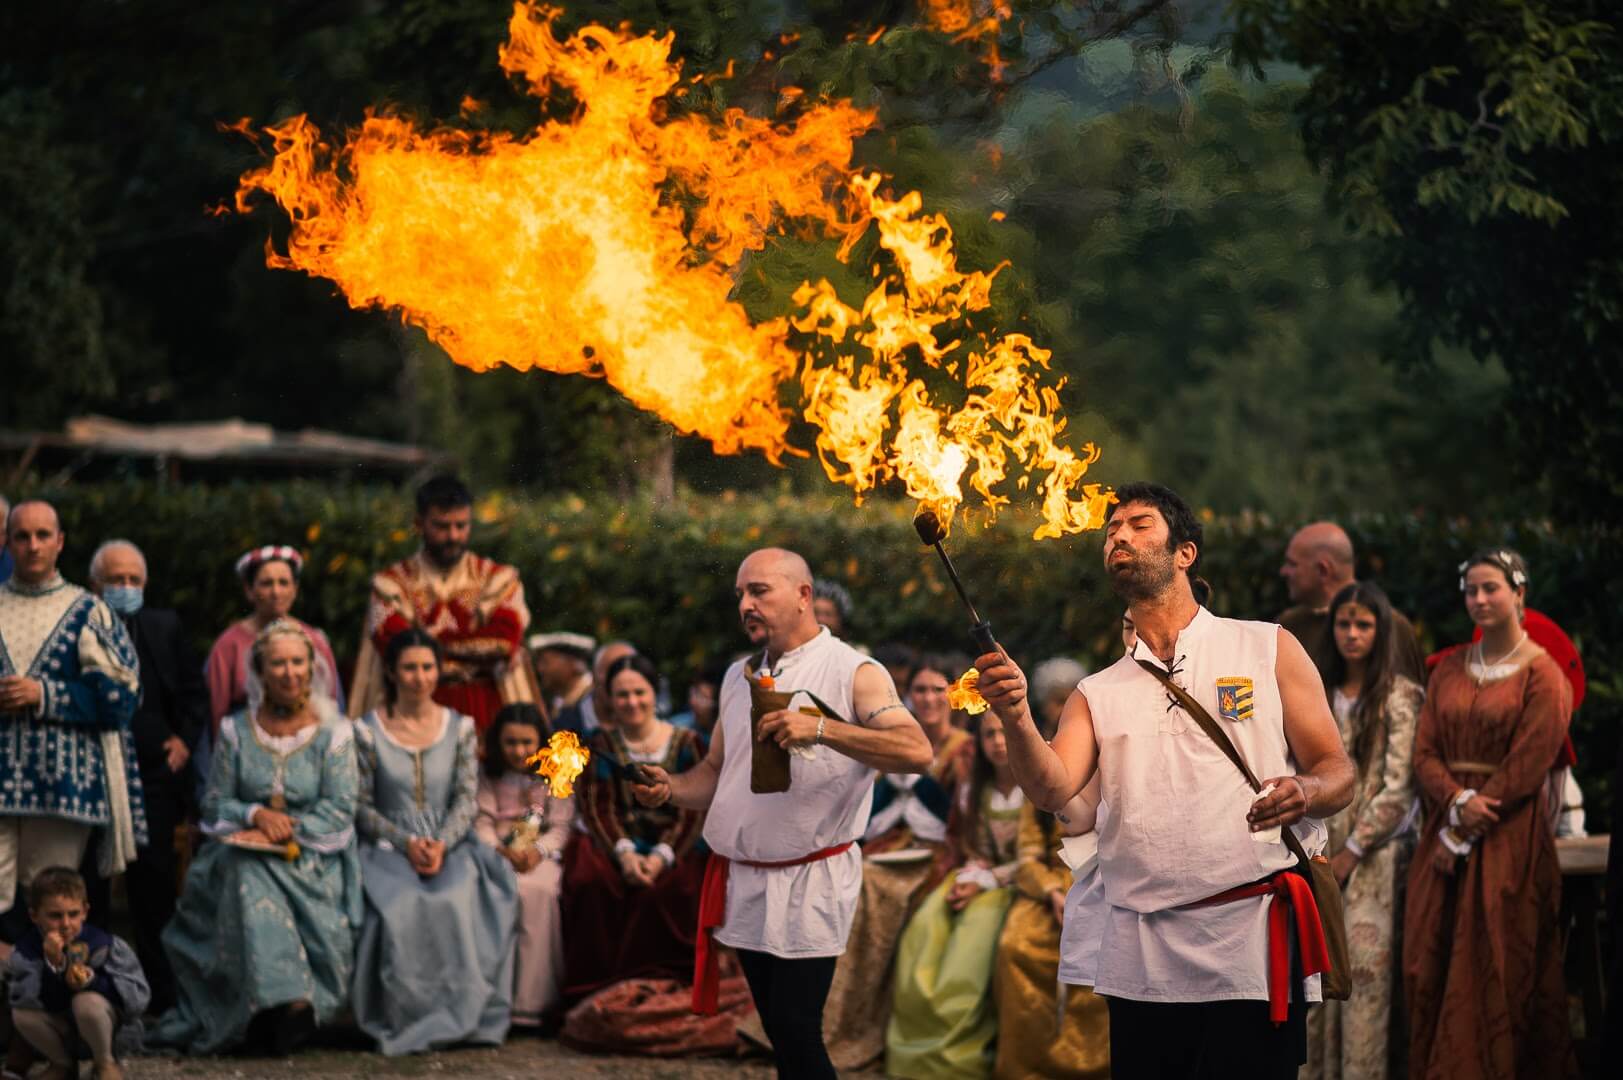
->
[[149, 618, 361, 1056], [204, 545, 344, 735], [1402, 548, 1573, 1079]]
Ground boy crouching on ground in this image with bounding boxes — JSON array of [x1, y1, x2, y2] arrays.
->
[[7, 867, 149, 1080]]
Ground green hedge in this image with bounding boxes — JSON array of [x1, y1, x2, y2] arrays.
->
[[26, 480, 1622, 826]]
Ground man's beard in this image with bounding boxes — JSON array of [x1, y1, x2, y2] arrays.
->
[[425, 540, 465, 568], [1108, 547, 1176, 603]]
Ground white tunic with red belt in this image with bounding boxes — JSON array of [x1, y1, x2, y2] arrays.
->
[[1080, 605, 1327, 1006], [702, 627, 885, 961]]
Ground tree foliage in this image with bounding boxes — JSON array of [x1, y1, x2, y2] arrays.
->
[[1231, 0, 1623, 516]]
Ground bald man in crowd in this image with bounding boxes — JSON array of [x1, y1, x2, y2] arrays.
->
[[633, 547, 931, 1080], [0, 502, 144, 942], [1278, 521, 1426, 683]]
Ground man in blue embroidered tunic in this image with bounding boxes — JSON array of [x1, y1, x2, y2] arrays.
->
[[0, 500, 145, 926]]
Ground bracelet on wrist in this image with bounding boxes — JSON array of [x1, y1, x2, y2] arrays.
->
[[815, 716, 827, 745]]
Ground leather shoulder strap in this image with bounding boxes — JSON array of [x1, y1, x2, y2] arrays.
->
[[1133, 657, 1312, 867]]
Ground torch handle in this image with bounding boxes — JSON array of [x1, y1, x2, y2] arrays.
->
[[969, 621, 998, 656]]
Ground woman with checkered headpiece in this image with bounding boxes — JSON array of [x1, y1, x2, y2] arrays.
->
[[1403, 548, 1574, 1079], [203, 545, 345, 736]]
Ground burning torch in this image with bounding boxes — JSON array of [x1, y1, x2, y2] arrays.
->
[[913, 508, 998, 655]]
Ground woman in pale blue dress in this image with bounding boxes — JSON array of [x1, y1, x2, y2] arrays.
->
[[350, 628, 518, 1055], [150, 618, 361, 1056]]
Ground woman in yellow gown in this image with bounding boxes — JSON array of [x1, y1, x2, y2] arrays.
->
[[887, 711, 1026, 1078], [993, 801, 1111, 1079]]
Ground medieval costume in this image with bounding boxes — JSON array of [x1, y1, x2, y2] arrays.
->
[[476, 764, 574, 1025], [0, 574, 146, 913], [150, 704, 360, 1054], [561, 724, 709, 1002], [351, 709, 517, 1054], [887, 780, 1025, 1078], [1403, 647, 1572, 1079], [205, 618, 341, 730], [1305, 675, 1422, 1080], [350, 551, 537, 731], [993, 803, 1110, 1079]]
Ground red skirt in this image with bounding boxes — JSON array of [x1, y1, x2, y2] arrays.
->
[[560, 833, 706, 1002]]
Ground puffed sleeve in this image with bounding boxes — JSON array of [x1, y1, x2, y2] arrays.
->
[[199, 715, 254, 835], [295, 719, 359, 853], [37, 599, 139, 729]]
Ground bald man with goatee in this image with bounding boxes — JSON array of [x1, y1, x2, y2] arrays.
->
[[633, 548, 931, 1080], [1278, 521, 1425, 683]]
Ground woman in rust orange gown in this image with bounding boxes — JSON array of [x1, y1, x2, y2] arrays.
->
[[1403, 548, 1573, 1079]]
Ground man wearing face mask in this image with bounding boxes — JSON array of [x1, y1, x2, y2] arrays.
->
[[86, 539, 207, 1013]]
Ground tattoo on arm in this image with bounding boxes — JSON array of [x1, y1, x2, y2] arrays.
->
[[864, 702, 907, 724]]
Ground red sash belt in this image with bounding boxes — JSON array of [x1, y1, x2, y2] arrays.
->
[[691, 841, 855, 1015], [1189, 870, 1330, 1024]]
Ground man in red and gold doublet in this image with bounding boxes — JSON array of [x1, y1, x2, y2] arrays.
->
[[348, 477, 538, 731]]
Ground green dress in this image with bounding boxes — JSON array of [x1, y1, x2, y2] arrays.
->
[[149, 705, 361, 1053], [886, 784, 1025, 1079]]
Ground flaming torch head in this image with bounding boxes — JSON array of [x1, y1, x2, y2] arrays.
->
[[527, 730, 592, 799], [912, 508, 950, 547]]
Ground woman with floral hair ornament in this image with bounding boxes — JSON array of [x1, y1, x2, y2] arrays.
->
[[203, 545, 344, 732], [1402, 548, 1573, 1079]]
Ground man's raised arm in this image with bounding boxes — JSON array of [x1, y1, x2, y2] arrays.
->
[[976, 649, 1097, 812]]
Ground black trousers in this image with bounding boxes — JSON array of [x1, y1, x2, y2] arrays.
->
[[83, 771, 185, 1013], [735, 948, 839, 1080], [1106, 997, 1309, 1080]]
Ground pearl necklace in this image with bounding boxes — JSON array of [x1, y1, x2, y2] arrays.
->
[[1471, 632, 1527, 685]]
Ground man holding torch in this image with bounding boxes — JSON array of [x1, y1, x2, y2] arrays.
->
[[632, 547, 932, 1080], [975, 483, 1355, 1079]]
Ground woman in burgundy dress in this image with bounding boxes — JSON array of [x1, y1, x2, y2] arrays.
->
[[1403, 548, 1573, 1079]]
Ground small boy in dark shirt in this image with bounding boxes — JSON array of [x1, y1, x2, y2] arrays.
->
[[6, 867, 149, 1080]]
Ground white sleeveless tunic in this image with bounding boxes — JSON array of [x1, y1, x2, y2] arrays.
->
[[704, 627, 886, 959], [1079, 606, 1326, 1003]]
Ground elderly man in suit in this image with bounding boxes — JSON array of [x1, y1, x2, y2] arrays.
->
[[86, 538, 208, 1013]]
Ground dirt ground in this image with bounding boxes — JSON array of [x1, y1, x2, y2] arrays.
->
[[123, 1038, 777, 1079]]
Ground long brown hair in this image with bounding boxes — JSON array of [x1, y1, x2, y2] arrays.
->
[[1313, 581, 1398, 772]]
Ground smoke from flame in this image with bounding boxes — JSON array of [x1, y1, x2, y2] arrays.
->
[[234, 1, 1109, 538]]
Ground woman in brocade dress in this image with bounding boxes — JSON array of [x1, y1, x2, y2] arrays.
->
[[992, 801, 1110, 1080], [561, 653, 709, 1002], [150, 619, 360, 1056], [818, 653, 973, 1071], [1403, 549, 1573, 1080], [350, 629, 518, 1055], [1304, 582, 1422, 1080], [887, 709, 1026, 1079]]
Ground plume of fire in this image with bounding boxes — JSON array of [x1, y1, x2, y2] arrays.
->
[[233, 1, 1110, 539], [528, 729, 592, 799]]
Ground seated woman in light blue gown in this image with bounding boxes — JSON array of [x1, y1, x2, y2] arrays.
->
[[350, 628, 519, 1055], [150, 618, 361, 1056]]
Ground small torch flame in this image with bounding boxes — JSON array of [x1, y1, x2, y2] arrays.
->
[[528, 730, 592, 798], [948, 667, 989, 715]]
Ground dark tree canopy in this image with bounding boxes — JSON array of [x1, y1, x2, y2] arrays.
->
[[1231, 0, 1623, 517]]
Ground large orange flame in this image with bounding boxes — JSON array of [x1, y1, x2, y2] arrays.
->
[[234, 2, 1110, 538]]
